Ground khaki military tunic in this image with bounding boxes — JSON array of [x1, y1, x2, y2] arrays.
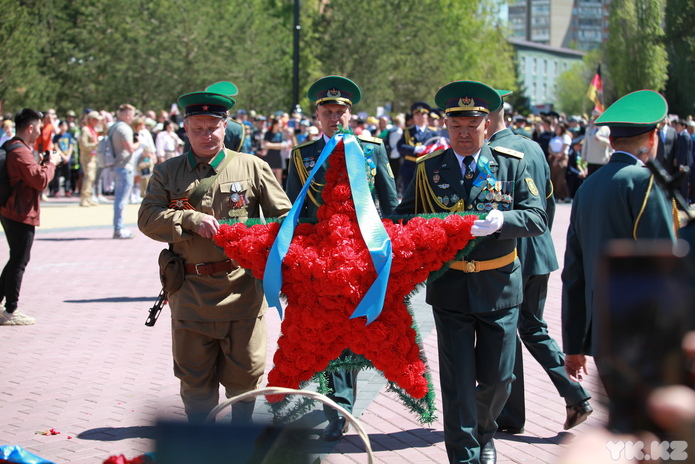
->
[[139, 148, 291, 321]]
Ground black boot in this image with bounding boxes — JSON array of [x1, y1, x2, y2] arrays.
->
[[232, 399, 256, 425]]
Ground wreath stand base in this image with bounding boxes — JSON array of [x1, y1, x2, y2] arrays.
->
[[207, 387, 374, 464]]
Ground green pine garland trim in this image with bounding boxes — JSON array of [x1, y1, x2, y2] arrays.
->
[[266, 299, 438, 425]]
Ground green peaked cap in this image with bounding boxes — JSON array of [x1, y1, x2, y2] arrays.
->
[[307, 75, 361, 106], [205, 81, 239, 97], [178, 91, 235, 118], [595, 90, 668, 137], [435, 80, 502, 117]]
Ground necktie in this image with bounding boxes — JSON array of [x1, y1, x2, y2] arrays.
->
[[463, 156, 475, 193]]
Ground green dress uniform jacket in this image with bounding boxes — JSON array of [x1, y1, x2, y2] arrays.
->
[[490, 128, 589, 432], [286, 134, 398, 217], [562, 151, 676, 357], [489, 128, 558, 276], [138, 148, 292, 322], [396, 145, 548, 312]]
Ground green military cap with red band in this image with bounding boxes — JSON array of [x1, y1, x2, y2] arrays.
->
[[178, 91, 235, 119], [307, 75, 362, 106], [435, 80, 503, 117]]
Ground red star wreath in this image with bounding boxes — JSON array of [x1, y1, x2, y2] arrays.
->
[[214, 138, 478, 422]]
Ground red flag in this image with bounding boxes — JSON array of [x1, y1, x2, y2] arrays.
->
[[587, 65, 605, 114]]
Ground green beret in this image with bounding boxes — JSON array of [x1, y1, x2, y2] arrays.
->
[[435, 80, 502, 117], [308, 75, 361, 106], [178, 91, 235, 118], [595, 90, 667, 138], [205, 81, 239, 97]]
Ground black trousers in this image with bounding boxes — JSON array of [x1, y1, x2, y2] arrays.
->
[[0, 216, 35, 312]]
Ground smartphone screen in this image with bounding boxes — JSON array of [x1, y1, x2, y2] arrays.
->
[[596, 239, 690, 435]]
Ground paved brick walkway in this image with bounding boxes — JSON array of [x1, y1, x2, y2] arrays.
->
[[0, 197, 606, 463]]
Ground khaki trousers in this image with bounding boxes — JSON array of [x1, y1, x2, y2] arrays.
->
[[172, 316, 266, 422]]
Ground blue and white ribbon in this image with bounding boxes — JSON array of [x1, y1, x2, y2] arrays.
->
[[263, 133, 392, 324]]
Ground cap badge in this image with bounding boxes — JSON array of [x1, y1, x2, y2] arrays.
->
[[202, 105, 209, 111], [460, 97, 474, 107], [327, 88, 342, 98]]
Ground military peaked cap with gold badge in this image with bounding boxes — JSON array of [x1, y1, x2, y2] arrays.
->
[[178, 91, 235, 119], [308, 75, 361, 107], [594, 89, 668, 138], [435, 80, 503, 117], [411, 101, 431, 114], [205, 81, 239, 97]]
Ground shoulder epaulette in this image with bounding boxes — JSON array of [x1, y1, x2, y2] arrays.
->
[[416, 149, 445, 163], [492, 146, 524, 159], [427, 126, 438, 131], [293, 139, 318, 151], [357, 134, 383, 145]]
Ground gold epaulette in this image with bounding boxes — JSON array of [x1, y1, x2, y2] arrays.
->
[[357, 134, 383, 144], [492, 146, 524, 159], [428, 126, 437, 131], [292, 139, 318, 151], [416, 149, 445, 163]]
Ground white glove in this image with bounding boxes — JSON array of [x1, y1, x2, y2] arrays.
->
[[471, 209, 504, 237], [414, 145, 426, 155]]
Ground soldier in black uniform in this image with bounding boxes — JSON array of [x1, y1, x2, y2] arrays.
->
[[285, 75, 398, 440]]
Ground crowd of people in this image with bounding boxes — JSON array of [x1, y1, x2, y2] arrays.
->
[[3, 98, 693, 212]]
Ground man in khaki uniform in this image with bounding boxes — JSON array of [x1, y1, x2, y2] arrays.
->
[[138, 90, 292, 423]]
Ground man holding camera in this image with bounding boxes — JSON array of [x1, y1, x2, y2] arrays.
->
[[0, 109, 60, 326], [111, 103, 140, 239]]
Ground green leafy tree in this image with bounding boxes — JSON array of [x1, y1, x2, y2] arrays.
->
[[605, 0, 668, 98], [663, 0, 695, 117], [555, 50, 605, 117], [0, 0, 48, 112]]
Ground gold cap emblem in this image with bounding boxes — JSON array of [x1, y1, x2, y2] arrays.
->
[[459, 97, 474, 107]]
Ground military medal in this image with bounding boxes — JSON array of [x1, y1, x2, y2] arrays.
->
[[228, 182, 249, 217]]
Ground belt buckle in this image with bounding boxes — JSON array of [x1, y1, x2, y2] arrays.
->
[[465, 261, 478, 273], [194, 263, 205, 276]]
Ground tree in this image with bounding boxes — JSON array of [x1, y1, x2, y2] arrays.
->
[[555, 49, 605, 117], [663, 0, 695, 117], [0, 0, 48, 112], [605, 0, 668, 99]]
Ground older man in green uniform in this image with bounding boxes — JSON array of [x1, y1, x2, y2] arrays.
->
[[488, 91, 592, 435], [561, 90, 676, 423], [138, 90, 292, 423], [285, 75, 398, 441], [396, 80, 547, 464], [182, 81, 246, 153]]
